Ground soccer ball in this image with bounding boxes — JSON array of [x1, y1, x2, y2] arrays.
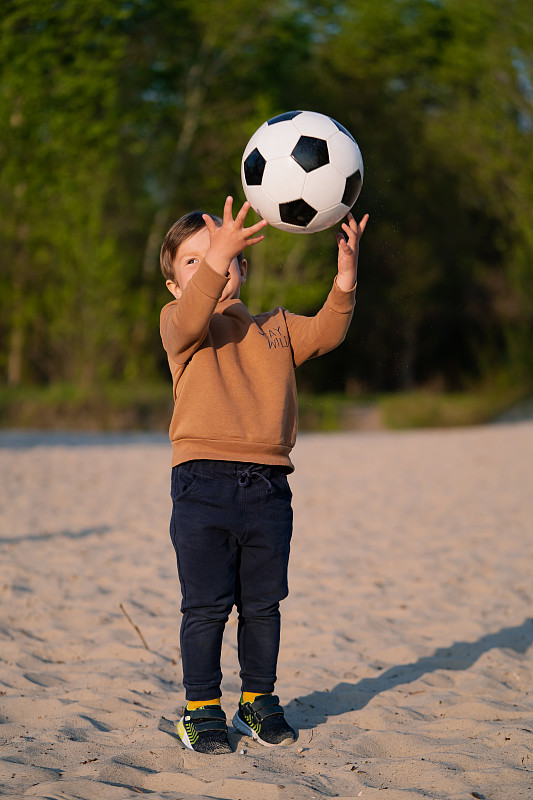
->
[[241, 110, 363, 234]]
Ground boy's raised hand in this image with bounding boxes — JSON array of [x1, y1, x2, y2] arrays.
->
[[203, 196, 268, 275], [336, 212, 369, 292]]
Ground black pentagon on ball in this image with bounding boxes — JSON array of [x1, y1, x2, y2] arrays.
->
[[279, 198, 317, 227], [291, 136, 329, 173], [331, 117, 355, 142], [267, 110, 302, 125], [342, 169, 363, 208], [243, 148, 266, 186]]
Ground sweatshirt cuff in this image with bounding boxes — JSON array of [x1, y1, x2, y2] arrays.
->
[[329, 276, 357, 312], [191, 259, 229, 299]]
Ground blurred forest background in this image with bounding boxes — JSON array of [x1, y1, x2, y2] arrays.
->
[[1, 0, 532, 430]]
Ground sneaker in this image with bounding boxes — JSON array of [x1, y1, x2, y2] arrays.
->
[[177, 705, 232, 754], [232, 694, 296, 747]]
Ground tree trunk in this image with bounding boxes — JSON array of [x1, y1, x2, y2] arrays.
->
[[141, 45, 211, 277], [7, 324, 23, 387], [401, 318, 417, 391]]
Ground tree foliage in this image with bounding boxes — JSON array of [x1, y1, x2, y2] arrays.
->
[[1, 0, 532, 394]]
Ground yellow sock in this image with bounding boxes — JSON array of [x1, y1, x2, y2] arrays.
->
[[241, 691, 270, 704], [186, 698, 221, 711]]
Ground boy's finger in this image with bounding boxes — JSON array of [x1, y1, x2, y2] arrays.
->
[[358, 213, 369, 234], [223, 195, 234, 221], [246, 218, 268, 234], [245, 233, 266, 247], [343, 211, 355, 225], [341, 222, 354, 240], [235, 200, 251, 224], [202, 214, 216, 232]]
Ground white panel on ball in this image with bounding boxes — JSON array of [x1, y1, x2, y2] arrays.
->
[[303, 166, 347, 211], [243, 184, 281, 225], [328, 131, 363, 177], [291, 111, 339, 139], [311, 204, 351, 232], [261, 156, 306, 203], [243, 121, 300, 161]]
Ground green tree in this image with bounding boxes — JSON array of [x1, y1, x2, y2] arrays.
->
[[304, 0, 533, 391], [109, 0, 328, 374], [2, 0, 531, 404], [0, 0, 132, 385], [424, 0, 533, 381]]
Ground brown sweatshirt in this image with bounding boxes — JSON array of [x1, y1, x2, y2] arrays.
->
[[160, 259, 356, 471]]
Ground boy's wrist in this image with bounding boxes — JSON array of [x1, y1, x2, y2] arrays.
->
[[335, 271, 357, 292], [204, 250, 232, 276]]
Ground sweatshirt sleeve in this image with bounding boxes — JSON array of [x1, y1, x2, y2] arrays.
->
[[285, 277, 356, 368], [160, 259, 229, 364]]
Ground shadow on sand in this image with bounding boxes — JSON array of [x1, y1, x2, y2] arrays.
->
[[0, 525, 112, 545], [285, 617, 533, 728]]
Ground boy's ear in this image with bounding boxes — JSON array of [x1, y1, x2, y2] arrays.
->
[[166, 279, 182, 299], [240, 258, 248, 284]]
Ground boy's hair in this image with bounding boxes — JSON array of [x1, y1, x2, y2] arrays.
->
[[160, 210, 244, 283]]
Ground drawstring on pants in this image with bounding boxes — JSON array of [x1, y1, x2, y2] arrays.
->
[[236, 465, 273, 493]]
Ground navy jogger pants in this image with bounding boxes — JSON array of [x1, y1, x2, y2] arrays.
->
[[169, 459, 293, 701]]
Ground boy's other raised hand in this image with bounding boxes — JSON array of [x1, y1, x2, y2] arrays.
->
[[335, 212, 369, 292], [203, 197, 268, 275]]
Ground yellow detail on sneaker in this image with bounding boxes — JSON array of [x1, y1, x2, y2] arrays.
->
[[185, 717, 199, 744]]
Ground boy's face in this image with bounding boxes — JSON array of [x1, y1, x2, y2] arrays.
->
[[166, 226, 247, 301]]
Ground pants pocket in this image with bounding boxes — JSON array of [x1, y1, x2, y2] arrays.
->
[[171, 464, 199, 502]]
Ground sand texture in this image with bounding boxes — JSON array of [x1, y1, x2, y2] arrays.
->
[[1, 423, 533, 800]]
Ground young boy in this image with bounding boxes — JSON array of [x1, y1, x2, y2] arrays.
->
[[160, 197, 368, 754]]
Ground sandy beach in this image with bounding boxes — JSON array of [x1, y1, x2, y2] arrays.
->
[[1, 422, 532, 800]]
